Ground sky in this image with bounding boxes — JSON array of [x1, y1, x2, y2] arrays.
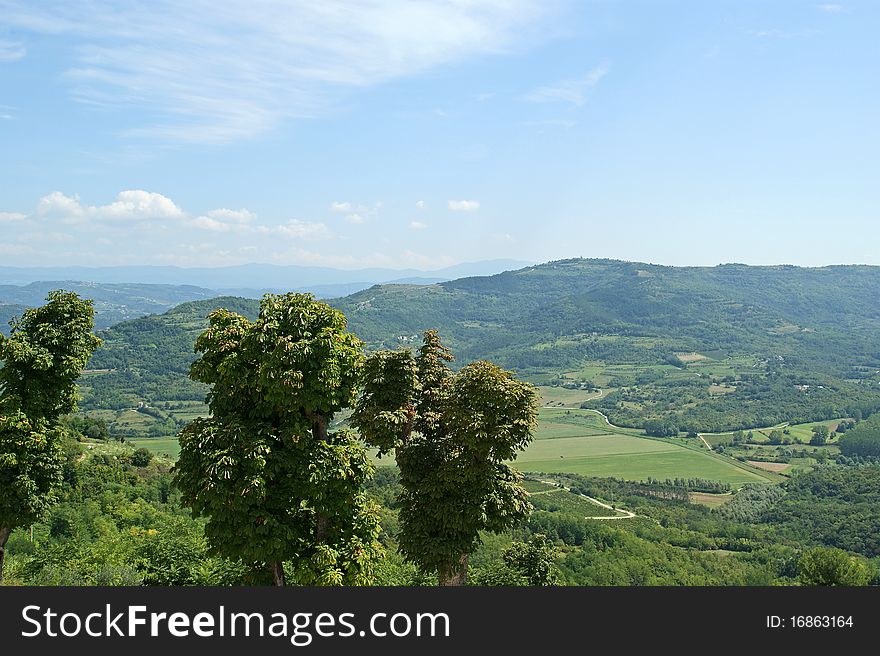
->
[[0, 0, 878, 270]]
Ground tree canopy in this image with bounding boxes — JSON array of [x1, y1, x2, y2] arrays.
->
[[352, 330, 538, 584], [173, 293, 381, 585], [0, 291, 101, 582]]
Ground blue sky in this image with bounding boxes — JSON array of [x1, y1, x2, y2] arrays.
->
[[1, 1, 877, 269]]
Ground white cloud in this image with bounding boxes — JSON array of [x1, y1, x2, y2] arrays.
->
[[95, 190, 184, 220], [524, 63, 609, 106], [36, 191, 86, 220], [0, 39, 25, 62], [331, 201, 382, 224], [448, 200, 480, 212], [191, 208, 257, 232], [818, 4, 845, 12], [415, 200, 425, 209], [0, 1, 554, 143], [35, 190, 184, 223], [0, 211, 26, 222], [410, 221, 427, 230], [205, 208, 256, 223], [264, 219, 330, 240]]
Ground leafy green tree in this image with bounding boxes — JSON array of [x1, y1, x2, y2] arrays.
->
[[352, 330, 538, 585], [502, 534, 560, 586], [797, 547, 874, 586], [173, 293, 381, 586], [810, 424, 830, 446], [0, 291, 101, 582], [131, 448, 153, 467]]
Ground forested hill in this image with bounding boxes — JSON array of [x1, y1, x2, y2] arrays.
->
[[82, 259, 880, 413], [331, 259, 880, 375]]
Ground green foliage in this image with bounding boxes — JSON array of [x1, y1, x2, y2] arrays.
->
[[644, 418, 679, 437], [762, 465, 880, 557], [716, 484, 785, 523], [173, 293, 381, 585], [810, 424, 830, 446], [501, 534, 560, 586], [838, 414, 880, 458], [0, 291, 101, 580], [352, 330, 539, 584], [0, 413, 64, 531], [1, 290, 102, 422], [797, 547, 874, 586], [131, 448, 153, 467]]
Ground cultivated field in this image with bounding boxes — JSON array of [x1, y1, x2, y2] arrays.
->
[[517, 408, 776, 485], [127, 437, 182, 459]]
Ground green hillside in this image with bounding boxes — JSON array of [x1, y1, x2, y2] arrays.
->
[[80, 259, 880, 434]]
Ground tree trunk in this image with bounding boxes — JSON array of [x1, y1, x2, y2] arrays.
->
[[307, 411, 331, 543], [270, 560, 286, 586], [438, 554, 468, 586], [0, 526, 11, 584]]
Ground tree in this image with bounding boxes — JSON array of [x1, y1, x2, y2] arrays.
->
[[798, 547, 873, 586], [810, 424, 829, 446], [131, 448, 153, 467], [172, 293, 381, 586], [501, 534, 560, 586], [351, 330, 538, 585], [0, 291, 101, 582]]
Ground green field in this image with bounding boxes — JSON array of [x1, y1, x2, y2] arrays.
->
[[517, 408, 777, 485], [518, 446, 771, 484], [128, 437, 182, 459], [535, 385, 599, 408], [534, 408, 616, 439]]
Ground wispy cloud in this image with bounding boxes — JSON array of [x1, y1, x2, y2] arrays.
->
[[0, 211, 27, 222], [0, 38, 25, 62], [524, 63, 609, 106], [818, 3, 846, 12], [330, 200, 382, 224], [448, 200, 480, 212], [410, 221, 428, 230], [0, 1, 552, 143]]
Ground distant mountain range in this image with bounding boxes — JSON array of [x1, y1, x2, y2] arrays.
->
[[0, 259, 531, 330], [0, 259, 530, 288]]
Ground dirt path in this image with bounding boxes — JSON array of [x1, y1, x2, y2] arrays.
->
[[537, 480, 637, 520]]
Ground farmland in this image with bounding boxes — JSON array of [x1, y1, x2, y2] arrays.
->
[[516, 407, 777, 485]]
